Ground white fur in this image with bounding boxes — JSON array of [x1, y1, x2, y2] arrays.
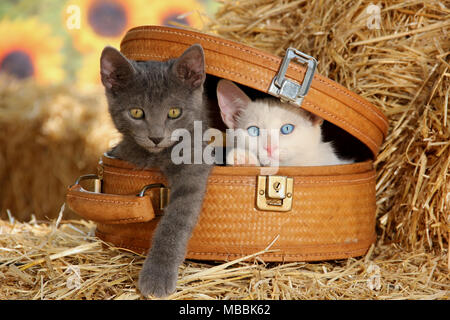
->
[[217, 80, 353, 166], [233, 99, 352, 166]]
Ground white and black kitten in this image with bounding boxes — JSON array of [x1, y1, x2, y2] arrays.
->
[[100, 44, 212, 297]]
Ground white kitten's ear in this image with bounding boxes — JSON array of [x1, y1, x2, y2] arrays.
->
[[301, 109, 324, 126], [100, 46, 135, 91], [216, 79, 252, 128], [311, 114, 324, 126], [172, 44, 205, 89]]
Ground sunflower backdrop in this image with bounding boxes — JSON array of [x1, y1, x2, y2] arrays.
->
[[0, 0, 218, 222], [0, 0, 217, 85], [0, 18, 65, 84]]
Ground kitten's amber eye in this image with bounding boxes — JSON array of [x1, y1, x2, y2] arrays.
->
[[168, 107, 182, 119], [129, 108, 144, 119]]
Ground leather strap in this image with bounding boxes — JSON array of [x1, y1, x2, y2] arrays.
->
[[120, 26, 388, 158], [66, 184, 155, 224], [67, 154, 377, 226]]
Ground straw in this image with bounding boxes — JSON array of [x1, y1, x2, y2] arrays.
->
[[1, 218, 448, 299]]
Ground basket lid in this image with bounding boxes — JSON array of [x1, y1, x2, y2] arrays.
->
[[120, 25, 388, 158]]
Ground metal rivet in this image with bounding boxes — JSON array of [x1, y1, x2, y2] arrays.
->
[[287, 193, 292, 198], [259, 190, 265, 195]]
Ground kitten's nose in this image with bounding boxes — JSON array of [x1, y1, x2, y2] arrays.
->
[[264, 145, 277, 156], [149, 137, 164, 145]]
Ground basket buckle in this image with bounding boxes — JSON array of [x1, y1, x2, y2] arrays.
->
[[74, 174, 102, 193], [138, 183, 170, 211], [256, 175, 294, 212], [268, 47, 317, 107]]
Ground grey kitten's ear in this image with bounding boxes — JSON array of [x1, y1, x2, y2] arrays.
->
[[100, 46, 135, 91], [216, 79, 251, 129], [172, 44, 206, 89]]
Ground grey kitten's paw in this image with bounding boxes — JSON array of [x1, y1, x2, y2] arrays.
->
[[138, 258, 178, 298]]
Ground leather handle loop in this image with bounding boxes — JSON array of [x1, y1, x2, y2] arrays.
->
[[66, 184, 156, 224]]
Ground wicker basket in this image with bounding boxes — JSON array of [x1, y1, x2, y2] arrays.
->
[[66, 26, 388, 262]]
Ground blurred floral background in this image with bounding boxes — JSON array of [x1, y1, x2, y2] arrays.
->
[[0, 0, 218, 86], [0, 0, 219, 221]]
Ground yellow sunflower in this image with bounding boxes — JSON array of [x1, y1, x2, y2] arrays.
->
[[73, 0, 206, 84], [76, 51, 102, 85], [0, 19, 65, 84], [65, 0, 206, 54]]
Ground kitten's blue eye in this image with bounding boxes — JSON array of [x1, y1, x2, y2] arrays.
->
[[280, 124, 295, 135], [247, 126, 260, 137]]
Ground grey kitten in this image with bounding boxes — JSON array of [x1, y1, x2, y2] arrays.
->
[[100, 44, 212, 297]]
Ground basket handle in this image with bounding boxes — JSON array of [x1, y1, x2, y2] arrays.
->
[[66, 179, 157, 224]]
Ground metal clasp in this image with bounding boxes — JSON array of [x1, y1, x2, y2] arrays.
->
[[268, 48, 317, 107], [74, 174, 102, 193], [138, 183, 170, 211], [256, 176, 294, 212]]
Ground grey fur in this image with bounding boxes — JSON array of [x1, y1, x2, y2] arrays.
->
[[100, 44, 212, 297]]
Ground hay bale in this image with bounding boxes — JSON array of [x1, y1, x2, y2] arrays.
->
[[0, 76, 119, 221], [0, 218, 448, 299], [207, 0, 449, 251]]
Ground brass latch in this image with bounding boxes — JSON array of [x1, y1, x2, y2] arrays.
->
[[256, 176, 294, 212]]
